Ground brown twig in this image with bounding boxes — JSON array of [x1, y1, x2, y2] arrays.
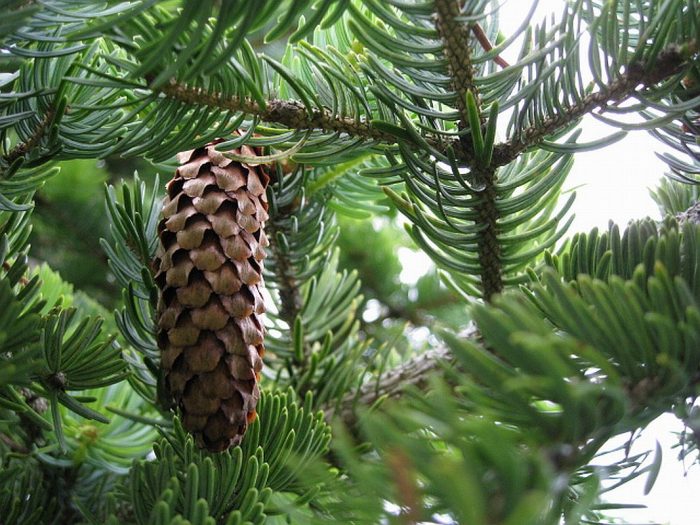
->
[[326, 324, 478, 428], [1, 107, 55, 170], [0, 432, 30, 454], [471, 22, 510, 69]]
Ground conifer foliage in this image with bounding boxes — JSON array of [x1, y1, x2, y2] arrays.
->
[[0, 1, 698, 524]]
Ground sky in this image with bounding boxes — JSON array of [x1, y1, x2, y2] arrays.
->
[[399, 1, 698, 523]]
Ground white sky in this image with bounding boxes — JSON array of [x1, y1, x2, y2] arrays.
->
[[399, 1, 698, 523]]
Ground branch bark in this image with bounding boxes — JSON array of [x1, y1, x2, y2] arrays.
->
[[677, 200, 700, 225], [433, 0, 480, 125], [434, 0, 503, 298], [155, 81, 396, 144], [326, 324, 478, 429]]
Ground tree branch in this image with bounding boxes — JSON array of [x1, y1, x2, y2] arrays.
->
[[492, 43, 694, 167], [677, 200, 700, 225], [434, 0, 503, 298], [433, 0, 481, 125], [155, 80, 396, 144], [327, 324, 478, 429], [152, 41, 694, 176], [329, 193, 699, 428], [473, 166, 503, 298]]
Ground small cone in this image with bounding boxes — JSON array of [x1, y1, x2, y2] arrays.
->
[[154, 140, 269, 452]]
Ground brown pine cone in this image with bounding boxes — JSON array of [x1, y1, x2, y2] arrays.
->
[[154, 140, 269, 452]]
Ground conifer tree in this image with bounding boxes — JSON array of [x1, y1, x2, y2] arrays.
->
[[0, 1, 698, 524]]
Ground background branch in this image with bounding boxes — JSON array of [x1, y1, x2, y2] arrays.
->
[[327, 324, 479, 429], [331, 192, 700, 429]]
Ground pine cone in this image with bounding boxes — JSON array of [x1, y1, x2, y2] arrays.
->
[[154, 140, 269, 452]]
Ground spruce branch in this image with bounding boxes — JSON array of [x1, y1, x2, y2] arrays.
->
[[155, 80, 396, 143], [328, 344, 451, 428], [332, 185, 699, 428], [493, 42, 695, 167], [147, 38, 691, 306], [150, 41, 694, 173]]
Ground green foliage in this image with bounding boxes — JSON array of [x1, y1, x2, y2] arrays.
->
[[0, 460, 60, 525], [0, 242, 43, 386], [102, 174, 161, 404], [0, 1, 698, 524], [331, 399, 560, 525], [331, 220, 700, 524], [651, 176, 700, 215], [123, 390, 331, 525], [336, 216, 403, 302], [547, 217, 699, 295], [30, 160, 116, 304], [386, 147, 577, 296], [39, 383, 157, 475]]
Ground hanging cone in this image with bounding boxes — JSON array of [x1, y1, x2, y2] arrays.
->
[[154, 139, 269, 452]]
